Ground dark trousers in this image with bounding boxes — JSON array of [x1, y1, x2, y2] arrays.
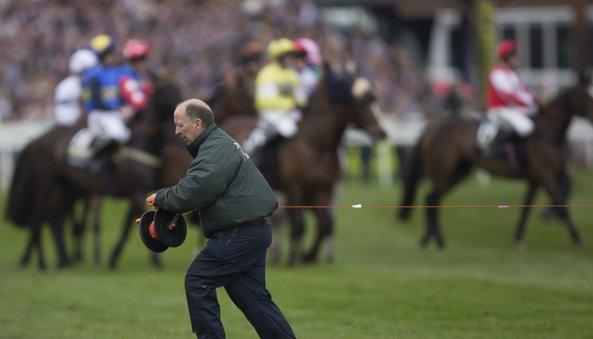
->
[[185, 223, 296, 339]]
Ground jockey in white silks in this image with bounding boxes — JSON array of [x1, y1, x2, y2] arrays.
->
[[242, 38, 307, 154], [54, 49, 98, 126], [478, 40, 538, 155]]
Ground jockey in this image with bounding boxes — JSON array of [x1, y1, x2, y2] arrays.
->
[[243, 38, 306, 154], [54, 49, 98, 126], [83, 34, 131, 145], [68, 34, 135, 168], [480, 40, 538, 155], [294, 38, 322, 99], [119, 39, 153, 119]]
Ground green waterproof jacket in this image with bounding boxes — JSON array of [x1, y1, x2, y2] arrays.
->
[[155, 123, 277, 237]]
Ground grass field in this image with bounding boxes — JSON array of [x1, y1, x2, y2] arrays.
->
[[1, 170, 593, 338]]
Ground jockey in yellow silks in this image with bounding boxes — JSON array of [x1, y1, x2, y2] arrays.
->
[[243, 38, 306, 154]]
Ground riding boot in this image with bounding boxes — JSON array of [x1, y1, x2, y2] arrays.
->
[[251, 134, 284, 170], [482, 128, 509, 157], [89, 139, 118, 173]]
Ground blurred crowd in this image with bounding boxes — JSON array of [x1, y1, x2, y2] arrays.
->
[[0, 0, 427, 121]]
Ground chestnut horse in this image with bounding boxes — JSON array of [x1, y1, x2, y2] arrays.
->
[[223, 66, 386, 264]]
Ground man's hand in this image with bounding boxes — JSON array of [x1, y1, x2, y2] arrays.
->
[[146, 193, 157, 207]]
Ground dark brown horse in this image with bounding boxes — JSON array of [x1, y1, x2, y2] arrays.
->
[[398, 79, 593, 247], [6, 76, 187, 269], [223, 66, 386, 264], [208, 72, 258, 125], [6, 126, 79, 269]]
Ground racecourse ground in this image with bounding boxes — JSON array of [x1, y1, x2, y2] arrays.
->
[[1, 171, 592, 338]]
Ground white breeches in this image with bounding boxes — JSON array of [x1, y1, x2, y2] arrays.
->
[[88, 110, 130, 142], [261, 109, 301, 137], [243, 109, 301, 152], [488, 107, 535, 137]]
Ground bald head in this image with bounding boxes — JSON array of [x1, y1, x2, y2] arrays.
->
[[175, 99, 214, 125], [173, 99, 215, 145]]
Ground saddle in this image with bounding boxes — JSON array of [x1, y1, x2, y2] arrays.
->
[[67, 128, 117, 171], [475, 120, 526, 170]]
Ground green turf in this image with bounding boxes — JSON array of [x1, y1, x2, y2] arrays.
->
[[1, 171, 592, 338]]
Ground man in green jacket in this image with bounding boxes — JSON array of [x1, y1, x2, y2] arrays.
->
[[146, 99, 295, 339]]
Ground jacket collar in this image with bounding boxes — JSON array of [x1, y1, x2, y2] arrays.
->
[[187, 123, 217, 158]]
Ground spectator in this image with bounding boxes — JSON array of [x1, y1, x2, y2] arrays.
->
[[0, 0, 426, 121]]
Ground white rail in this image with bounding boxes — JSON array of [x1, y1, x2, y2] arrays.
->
[[1, 117, 592, 191]]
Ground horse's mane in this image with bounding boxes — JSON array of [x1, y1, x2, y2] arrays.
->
[[544, 87, 574, 113], [321, 63, 355, 107]]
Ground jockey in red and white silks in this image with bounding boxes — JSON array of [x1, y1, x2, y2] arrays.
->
[[119, 39, 153, 113], [486, 40, 537, 137]]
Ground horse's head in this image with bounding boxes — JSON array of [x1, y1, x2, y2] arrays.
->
[[547, 72, 593, 123], [150, 77, 183, 124], [574, 71, 593, 122], [349, 77, 387, 140], [321, 66, 386, 141], [128, 75, 184, 150]]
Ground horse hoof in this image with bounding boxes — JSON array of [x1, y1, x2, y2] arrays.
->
[[108, 257, 118, 270], [573, 237, 583, 247], [301, 253, 317, 264], [515, 240, 524, 249], [57, 261, 70, 269]]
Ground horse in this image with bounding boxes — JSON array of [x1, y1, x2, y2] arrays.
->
[[6, 74, 188, 269], [6, 125, 80, 269], [398, 78, 593, 247], [222, 64, 386, 264], [207, 72, 258, 125]]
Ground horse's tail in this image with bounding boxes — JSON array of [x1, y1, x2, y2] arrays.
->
[[5, 146, 35, 227], [398, 140, 424, 221]]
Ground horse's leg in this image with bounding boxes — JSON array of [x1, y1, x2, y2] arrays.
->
[[325, 207, 336, 263], [49, 216, 71, 268], [90, 197, 102, 266], [108, 198, 144, 269], [419, 157, 471, 248], [19, 223, 38, 268], [302, 208, 333, 263], [303, 191, 334, 263], [422, 191, 445, 248], [32, 221, 47, 271], [268, 209, 286, 266], [287, 207, 305, 266], [538, 173, 582, 245], [72, 199, 88, 263], [513, 183, 538, 246]]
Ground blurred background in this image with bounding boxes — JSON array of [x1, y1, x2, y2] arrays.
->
[[1, 1, 593, 338], [2, 0, 593, 186]]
